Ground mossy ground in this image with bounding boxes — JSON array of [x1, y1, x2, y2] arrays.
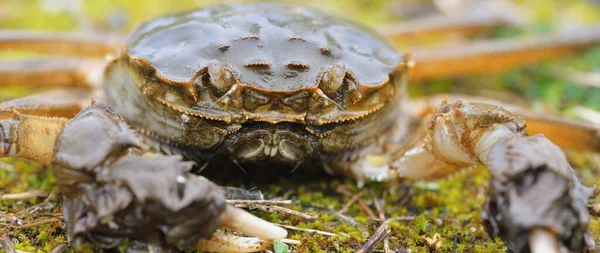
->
[[1, 1, 600, 252]]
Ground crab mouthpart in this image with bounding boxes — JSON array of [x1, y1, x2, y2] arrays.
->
[[227, 128, 313, 163]]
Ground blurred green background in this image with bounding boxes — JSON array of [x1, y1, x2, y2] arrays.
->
[[1, 0, 600, 252]]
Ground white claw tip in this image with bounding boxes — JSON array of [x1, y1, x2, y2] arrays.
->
[[222, 206, 288, 240], [196, 231, 272, 253], [529, 228, 559, 253]]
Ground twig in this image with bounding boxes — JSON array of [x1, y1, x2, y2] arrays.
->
[[304, 205, 358, 225], [369, 190, 391, 253], [357, 201, 378, 220], [339, 190, 364, 214], [369, 190, 385, 220], [355, 220, 389, 253], [226, 200, 292, 205], [275, 223, 336, 237], [42, 188, 59, 204], [453, 234, 458, 253], [1, 190, 48, 200], [336, 186, 378, 220], [328, 208, 359, 226], [15, 218, 61, 230], [24, 189, 59, 215], [235, 204, 316, 220]]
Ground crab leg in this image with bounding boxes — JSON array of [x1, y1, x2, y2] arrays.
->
[[0, 113, 69, 164], [410, 94, 600, 152], [0, 88, 92, 119], [385, 100, 593, 252], [379, 1, 526, 45], [0, 88, 95, 163], [410, 26, 600, 81], [0, 30, 119, 57], [0, 58, 105, 88]]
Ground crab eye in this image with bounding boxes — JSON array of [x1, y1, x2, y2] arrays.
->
[[242, 89, 270, 110], [207, 60, 235, 96], [319, 61, 346, 98]]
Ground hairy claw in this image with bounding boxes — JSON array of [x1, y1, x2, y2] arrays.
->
[[483, 135, 594, 253], [52, 104, 284, 252], [389, 99, 594, 252]]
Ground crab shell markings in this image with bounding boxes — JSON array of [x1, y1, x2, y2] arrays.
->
[[102, 3, 410, 170]]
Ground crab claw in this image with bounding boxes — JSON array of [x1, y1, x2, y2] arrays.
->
[[482, 135, 595, 253], [52, 104, 285, 252]]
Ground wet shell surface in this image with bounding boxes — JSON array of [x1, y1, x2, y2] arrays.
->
[[125, 3, 403, 91]]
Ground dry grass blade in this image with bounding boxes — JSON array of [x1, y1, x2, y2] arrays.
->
[[336, 186, 378, 220], [275, 224, 336, 237], [15, 218, 61, 230], [279, 238, 302, 245], [389, 216, 416, 221], [235, 203, 316, 220], [226, 199, 292, 205], [328, 208, 359, 225], [339, 190, 364, 214], [369, 190, 391, 253], [1, 190, 48, 200]]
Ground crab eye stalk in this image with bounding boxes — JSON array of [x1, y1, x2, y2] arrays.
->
[[207, 60, 235, 94], [320, 61, 345, 97]]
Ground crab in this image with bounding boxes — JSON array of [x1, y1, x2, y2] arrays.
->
[[1, 2, 600, 253]]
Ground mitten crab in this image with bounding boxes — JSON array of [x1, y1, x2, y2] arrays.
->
[[1, 3, 600, 252]]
